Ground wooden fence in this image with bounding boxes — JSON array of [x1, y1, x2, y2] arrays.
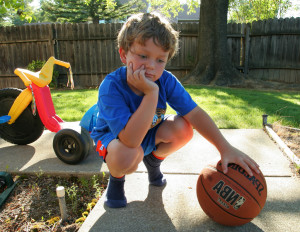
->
[[227, 18, 300, 84], [0, 18, 299, 89]]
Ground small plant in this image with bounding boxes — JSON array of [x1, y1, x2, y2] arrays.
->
[[75, 198, 98, 224], [92, 174, 105, 198], [65, 183, 79, 213], [27, 60, 59, 88], [35, 168, 44, 179], [294, 163, 300, 175], [79, 176, 90, 189], [46, 216, 60, 225]]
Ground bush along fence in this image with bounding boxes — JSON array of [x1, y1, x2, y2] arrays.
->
[[0, 17, 299, 89]]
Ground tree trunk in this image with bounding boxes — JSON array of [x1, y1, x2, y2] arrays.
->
[[182, 0, 244, 86], [93, 16, 99, 24]]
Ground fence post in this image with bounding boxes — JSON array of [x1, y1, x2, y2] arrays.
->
[[52, 23, 58, 58], [244, 23, 251, 75]]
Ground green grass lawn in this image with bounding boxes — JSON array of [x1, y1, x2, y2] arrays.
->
[[51, 86, 300, 129]]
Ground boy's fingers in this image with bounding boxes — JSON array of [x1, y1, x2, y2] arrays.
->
[[127, 63, 133, 82], [241, 162, 254, 176], [221, 159, 228, 174], [128, 63, 133, 75], [247, 159, 260, 174], [236, 159, 256, 176], [132, 65, 144, 79], [222, 157, 258, 177], [140, 69, 146, 79]]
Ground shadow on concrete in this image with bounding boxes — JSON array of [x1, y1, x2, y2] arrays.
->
[[89, 184, 264, 232], [90, 184, 176, 231], [263, 198, 300, 214], [20, 155, 105, 176], [0, 145, 35, 172], [0, 136, 105, 176]]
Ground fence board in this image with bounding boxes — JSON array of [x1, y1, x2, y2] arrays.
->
[[88, 23, 96, 86]]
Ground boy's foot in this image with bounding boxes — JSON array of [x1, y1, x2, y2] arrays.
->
[[143, 152, 166, 186], [104, 174, 127, 208]]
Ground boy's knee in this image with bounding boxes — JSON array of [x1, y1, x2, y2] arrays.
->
[[121, 147, 143, 174], [126, 161, 140, 174], [107, 141, 143, 174], [157, 116, 193, 144], [175, 117, 193, 141]]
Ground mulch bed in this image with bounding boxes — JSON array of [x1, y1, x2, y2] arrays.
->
[[0, 174, 107, 232], [272, 123, 300, 159]]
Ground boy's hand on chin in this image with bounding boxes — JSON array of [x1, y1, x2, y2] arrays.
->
[[127, 63, 158, 95]]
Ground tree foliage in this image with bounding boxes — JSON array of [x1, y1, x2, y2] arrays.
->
[[228, 0, 292, 23], [0, 0, 25, 14], [41, 0, 146, 24], [147, 0, 293, 23], [0, 0, 33, 23], [147, 0, 200, 18]]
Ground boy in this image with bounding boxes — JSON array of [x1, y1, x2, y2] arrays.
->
[[91, 12, 260, 208]]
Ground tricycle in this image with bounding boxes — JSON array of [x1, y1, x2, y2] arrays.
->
[[0, 57, 98, 164]]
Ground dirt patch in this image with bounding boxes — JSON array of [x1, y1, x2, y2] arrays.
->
[[270, 122, 300, 176], [0, 174, 107, 232], [272, 123, 300, 159]]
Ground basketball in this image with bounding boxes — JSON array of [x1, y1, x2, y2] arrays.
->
[[196, 160, 267, 226]]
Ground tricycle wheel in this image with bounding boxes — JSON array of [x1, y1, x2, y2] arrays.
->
[[53, 129, 89, 164], [0, 88, 44, 145], [81, 127, 94, 155]]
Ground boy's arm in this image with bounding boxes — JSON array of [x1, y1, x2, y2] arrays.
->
[[118, 89, 158, 148], [118, 63, 159, 148], [184, 106, 260, 176]]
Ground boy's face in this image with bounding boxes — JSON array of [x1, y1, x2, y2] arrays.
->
[[119, 38, 169, 82]]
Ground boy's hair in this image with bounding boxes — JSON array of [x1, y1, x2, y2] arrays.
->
[[117, 12, 179, 61]]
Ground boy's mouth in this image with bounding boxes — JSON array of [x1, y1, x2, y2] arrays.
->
[[145, 73, 155, 79]]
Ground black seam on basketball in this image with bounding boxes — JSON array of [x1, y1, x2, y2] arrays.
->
[[206, 166, 263, 210], [200, 175, 253, 221], [258, 171, 267, 187]]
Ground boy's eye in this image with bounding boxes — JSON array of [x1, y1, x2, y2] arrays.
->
[[158, 59, 165, 63], [139, 55, 147, 59]]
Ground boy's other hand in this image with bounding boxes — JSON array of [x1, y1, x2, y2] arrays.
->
[[127, 63, 158, 95], [221, 145, 260, 176]]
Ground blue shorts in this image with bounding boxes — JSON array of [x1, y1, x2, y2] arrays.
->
[[141, 123, 160, 156], [95, 117, 168, 162]]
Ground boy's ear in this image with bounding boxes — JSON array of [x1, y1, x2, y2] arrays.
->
[[119, 47, 127, 64]]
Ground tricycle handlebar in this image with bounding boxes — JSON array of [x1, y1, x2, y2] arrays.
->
[[54, 59, 70, 69]]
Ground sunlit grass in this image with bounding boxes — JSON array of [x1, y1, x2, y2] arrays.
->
[[51, 86, 300, 129], [183, 85, 300, 128], [51, 89, 98, 121]]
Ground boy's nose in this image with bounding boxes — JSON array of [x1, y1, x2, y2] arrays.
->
[[147, 59, 155, 69]]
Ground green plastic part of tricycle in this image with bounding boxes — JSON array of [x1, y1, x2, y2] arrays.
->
[[0, 172, 17, 208]]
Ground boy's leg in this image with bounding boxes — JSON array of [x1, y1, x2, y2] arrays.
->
[[105, 139, 144, 208], [105, 174, 126, 208], [143, 152, 166, 186], [143, 115, 193, 185]]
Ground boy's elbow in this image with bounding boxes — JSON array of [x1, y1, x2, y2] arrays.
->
[[118, 132, 142, 149], [120, 139, 141, 149]]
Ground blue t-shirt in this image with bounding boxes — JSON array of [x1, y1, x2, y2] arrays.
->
[[90, 66, 197, 147]]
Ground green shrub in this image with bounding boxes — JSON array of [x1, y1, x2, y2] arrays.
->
[[27, 60, 59, 88], [27, 60, 45, 72]]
